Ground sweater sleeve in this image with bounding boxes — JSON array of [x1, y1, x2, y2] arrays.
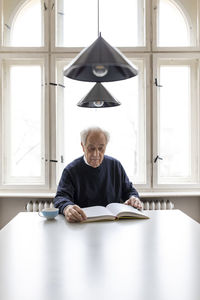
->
[[119, 162, 140, 201], [53, 168, 75, 215]]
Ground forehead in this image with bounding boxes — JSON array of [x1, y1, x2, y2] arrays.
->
[[86, 131, 107, 145]]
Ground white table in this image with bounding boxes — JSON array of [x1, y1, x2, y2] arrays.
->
[[0, 210, 199, 300]]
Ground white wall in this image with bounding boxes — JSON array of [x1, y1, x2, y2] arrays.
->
[[142, 197, 200, 224], [0, 197, 51, 229]]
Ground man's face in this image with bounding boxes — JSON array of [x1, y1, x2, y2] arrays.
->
[[81, 131, 107, 168]]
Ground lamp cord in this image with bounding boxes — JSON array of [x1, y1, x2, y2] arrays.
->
[[97, 0, 100, 36]]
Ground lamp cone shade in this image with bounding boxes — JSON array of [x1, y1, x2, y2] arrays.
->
[[64, 34, 138, 82], [77, 83, 121, 108]]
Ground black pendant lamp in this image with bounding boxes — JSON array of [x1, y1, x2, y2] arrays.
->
[[64, 33, 138, 82], [77, 83, 120, 108]]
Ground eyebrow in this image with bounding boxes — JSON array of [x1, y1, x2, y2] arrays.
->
[[87, 144, 105, 147]]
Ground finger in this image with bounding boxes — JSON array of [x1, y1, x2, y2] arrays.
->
[[134, 200, 140, 208], [65, 213, 77, 223], [134, 200, 142, 210], [71, 206, 86, 221], [131, 198, 140, 208], [70, 208, 84, 221], [74, 205, 87, 220], [129, 198, 136, 207], [125, 199, 135, 206], [127, 199, 133, 205], [125, 198, 142, 209], [125, 199, 135, 207], [67, 216, 79, 223], [138, 201, 143, 209], [66, 207, 82, 222]]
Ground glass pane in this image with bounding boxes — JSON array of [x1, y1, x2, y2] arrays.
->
[[3, 63, 45, 183], [57, 59, 146, 184], [158, 65, 191, 182], [157, 0, 197, 47], [56, 0, 145, 47], [56, 0, 98, 47], [3, 0, 43, 47], [99, 0, 145, 47]]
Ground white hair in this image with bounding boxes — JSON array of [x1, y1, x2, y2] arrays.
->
[[80, 127, 110, 145]]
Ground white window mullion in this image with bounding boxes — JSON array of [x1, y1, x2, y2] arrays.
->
[[43, 0, 50, 50], [191, 59, 200, 182], [0, 1, 3, 47], [152, 54, 159, 188], [42, 54, 50, 188], [2, 61, 12, 184], [49, 55, 65, 189]]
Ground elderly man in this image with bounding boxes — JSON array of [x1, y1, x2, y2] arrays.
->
[[54, 127, 142, 222]]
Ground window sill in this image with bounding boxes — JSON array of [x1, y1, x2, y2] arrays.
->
[[0, 191, 200, 199], [140, 191, 200, 198], [0, 192, 55, 198]]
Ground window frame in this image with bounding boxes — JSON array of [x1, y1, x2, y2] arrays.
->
[[0, 53, 50, 191], [152, 53, 200, 191], [51, 0, 151, 52], [52, 53, 152, 190], [0, 0, 200, 195], [152, 0, 200, 51], [0, 0, 49, 52]]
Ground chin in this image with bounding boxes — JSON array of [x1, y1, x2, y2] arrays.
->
[[91, 164, 100, 168], [90, 161, 101, 168]]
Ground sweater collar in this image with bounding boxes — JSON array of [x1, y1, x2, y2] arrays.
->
[[83, 155, 90, 166], [83, 155, 104, 170]]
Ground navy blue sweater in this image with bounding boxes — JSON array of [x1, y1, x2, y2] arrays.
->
[[54, 155, 139, 214]]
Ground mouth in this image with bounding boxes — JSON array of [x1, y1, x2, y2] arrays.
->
[[90, 159, 100, 166]]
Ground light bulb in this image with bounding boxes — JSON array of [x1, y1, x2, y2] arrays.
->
[[93, 100, 104, 107], [92, 65, 108, 77]]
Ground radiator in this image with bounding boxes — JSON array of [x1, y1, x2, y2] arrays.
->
[[25, 200, 174, 212], [25, 201, 55, 212], [142, 200, 174, 210]]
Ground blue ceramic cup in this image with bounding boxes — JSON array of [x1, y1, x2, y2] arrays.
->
[[38, 208, 59, 220]]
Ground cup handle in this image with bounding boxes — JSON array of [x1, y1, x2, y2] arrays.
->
[[38, 211, 43, 217]]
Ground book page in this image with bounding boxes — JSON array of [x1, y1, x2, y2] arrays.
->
[[106, 203, 148, 219], [82, 206, 116, 221]]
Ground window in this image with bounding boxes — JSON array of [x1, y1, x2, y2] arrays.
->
[[2, 0, 44, 47], [56, 0, 98, 47], [56, 57, 147, 184], [158, 0, 190, 46], [154, 0, 198, 48], [56, 0, 146, 47], [0, 0, 200, 193], [153, 56, 199, 186], [98, 0, 145, 47], [1, 57, 48, 186]]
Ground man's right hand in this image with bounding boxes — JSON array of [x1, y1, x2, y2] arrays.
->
[[64, 205, 87, 223]]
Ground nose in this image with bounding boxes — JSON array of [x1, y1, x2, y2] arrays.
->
[[93, 148, 100, 157]]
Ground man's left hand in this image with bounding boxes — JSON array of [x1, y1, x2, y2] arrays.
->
[[124, 196, 142, 210]]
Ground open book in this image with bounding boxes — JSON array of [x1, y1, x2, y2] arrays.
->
[[82, 203, 149, 222]]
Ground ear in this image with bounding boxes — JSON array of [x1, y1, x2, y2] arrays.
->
[[81, 142, 85, 153]]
